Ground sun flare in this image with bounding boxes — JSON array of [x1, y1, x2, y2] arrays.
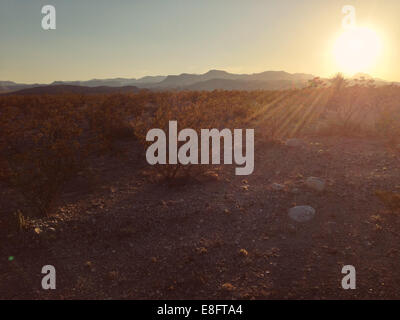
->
[[333, 27, 382, 76]]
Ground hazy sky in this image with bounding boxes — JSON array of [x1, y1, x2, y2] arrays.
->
[[1, 0, 399, 83]]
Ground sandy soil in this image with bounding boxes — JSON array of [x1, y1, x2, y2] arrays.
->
[[1, 136, 400, 299]]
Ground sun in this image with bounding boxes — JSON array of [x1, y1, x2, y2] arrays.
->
[[333, 26, 382, 76]]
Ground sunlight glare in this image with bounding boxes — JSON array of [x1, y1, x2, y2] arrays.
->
[[333, 27, 382, 75]]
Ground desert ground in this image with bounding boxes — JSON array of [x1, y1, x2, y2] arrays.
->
[[1, 83, 400, 299]]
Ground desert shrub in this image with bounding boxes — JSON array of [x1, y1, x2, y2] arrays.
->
[[0, 98, 87, 217], [134, 91, 255, 180], [375, 106, 400, 146], [1, 86, 400, 225], [314, 83, 377, 136], [86, 95, 133, 151], [86, 93, 146, 152]]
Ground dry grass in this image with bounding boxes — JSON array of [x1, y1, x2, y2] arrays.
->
[[1, 84, 400, 228]]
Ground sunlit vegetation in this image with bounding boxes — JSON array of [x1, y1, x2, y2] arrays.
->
[[1, 81, 400, 229]]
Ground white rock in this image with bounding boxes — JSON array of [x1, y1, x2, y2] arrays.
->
[[291, 188, 300, 194], [286, 138, 306, 148], [305, 177, 326, 192], [271, 183, 285, 191], [288, 205, 316, 222]]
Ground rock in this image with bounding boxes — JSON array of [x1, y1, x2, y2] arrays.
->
[[271, 183, 285, 191], [291, 188, 300, 194], [221, 283, 236, 291], [286, 138, 306, 148], [305, 177, 326, 192], [288, 205, 316, 222]]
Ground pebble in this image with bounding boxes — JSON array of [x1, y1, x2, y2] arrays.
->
[[288, 206, 316, 222]]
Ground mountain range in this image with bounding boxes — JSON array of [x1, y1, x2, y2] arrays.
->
[[0, 85, 141, 96], [1, 70, 397, 95]]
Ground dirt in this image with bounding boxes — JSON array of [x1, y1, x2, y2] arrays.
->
[[1, 136, 400, 299]]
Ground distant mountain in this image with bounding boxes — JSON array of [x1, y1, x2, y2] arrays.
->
[[51, 75, 166, 88], [351, 73, 374, 79], [135, 76, 167, 84], [1, 70, 314, 93], [0, 81, 18, 86], [184, 78, 306, 91], [347, 73, 393, 86], [0, 81, 45, 93], [3, 69, 397, 94], [3, 84, 140, 95], [152, 69, 314, 89]]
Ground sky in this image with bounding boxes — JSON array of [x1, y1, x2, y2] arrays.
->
[[1, 0, 399, 83]]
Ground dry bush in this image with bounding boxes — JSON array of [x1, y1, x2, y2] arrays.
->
[[134, 91, 256, 180], [315, 81, 380, 137], [1, 86, 400, 229], [85, 93, 145, 152], [0, 99, 86, 217], [375, 104, 400, 147]]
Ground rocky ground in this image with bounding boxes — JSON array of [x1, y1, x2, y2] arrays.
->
[[1, 136, 400, 299]]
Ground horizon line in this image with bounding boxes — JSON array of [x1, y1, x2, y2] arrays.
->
[[2, 69, 398, 85]]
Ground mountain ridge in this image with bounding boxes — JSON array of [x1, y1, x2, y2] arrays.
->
[[1, 85, 140, 96], [2, 70, 398, 94]]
